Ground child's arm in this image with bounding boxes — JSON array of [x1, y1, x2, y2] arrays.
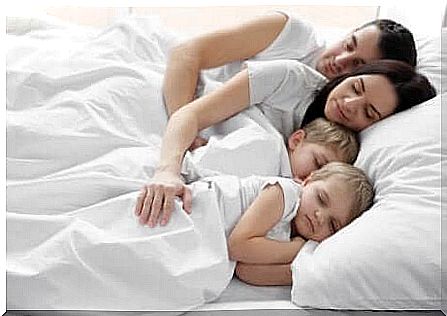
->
[[235, 262, 292, 286], [228, 184, 305, 265]]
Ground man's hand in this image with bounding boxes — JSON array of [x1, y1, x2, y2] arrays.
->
[[134, 171, 192, 227]]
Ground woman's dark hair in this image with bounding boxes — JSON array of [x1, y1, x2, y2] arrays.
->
[[358, 19, 417, 67], [302, 60, 437, 127]]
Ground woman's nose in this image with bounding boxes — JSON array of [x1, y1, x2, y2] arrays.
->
[[344, 96, 364, 113]]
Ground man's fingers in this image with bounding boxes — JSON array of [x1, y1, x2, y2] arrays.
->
[[139, 187, 153, 225], [148, 189, 163, 227], [160, 192, 174, 226], [135, 187, 147, 216], [182, 186, 193, 214]]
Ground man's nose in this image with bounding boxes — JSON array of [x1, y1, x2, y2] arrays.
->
[[335, 52, 355, 72]]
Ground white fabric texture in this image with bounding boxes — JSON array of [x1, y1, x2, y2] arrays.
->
[[291, 94, 443, 309], [6, 12, 445, 312], [246, 59, 327, 139], [188, 106, 293, 178], [6, 16, 286, 311], [189, 175, 301, 242], [196, 11, 325, 97], [414, 28, 447, 94]]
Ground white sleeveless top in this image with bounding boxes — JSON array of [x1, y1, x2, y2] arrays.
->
[[186, 170, 302, 242]]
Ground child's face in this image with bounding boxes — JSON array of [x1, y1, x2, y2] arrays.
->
[[288, 130, 344, 181], [293, 175, 355, 242]]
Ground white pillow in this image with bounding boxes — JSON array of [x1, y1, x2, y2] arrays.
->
[[414, 28, 446, 94], [291, 93, 442, 309]]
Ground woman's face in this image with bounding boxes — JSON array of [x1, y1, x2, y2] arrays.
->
[[324, 74, 398, 131]]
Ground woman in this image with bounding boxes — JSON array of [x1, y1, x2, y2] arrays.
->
[[163, 11, 417, 118], [135, 59, 436, 227]]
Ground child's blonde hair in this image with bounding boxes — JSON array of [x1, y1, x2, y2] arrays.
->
[[309, 161, 374, 219], [302, 118, 359, 164]]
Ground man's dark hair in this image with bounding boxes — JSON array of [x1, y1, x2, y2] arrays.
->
[[358, 19, 417, 67]]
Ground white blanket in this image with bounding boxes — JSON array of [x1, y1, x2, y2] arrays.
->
[[6, 16, 288, 310]]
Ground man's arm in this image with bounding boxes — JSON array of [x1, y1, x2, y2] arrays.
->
[[135, 69, 250, 227], [163, 11, 288, 116], [235, 262, 292, 286]]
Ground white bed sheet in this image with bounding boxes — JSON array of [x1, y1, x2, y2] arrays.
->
[[6, 15, 289, 312], [6, 12, 444, 313]]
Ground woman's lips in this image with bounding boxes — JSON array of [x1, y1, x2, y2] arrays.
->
[[335, 100, 348, 121]]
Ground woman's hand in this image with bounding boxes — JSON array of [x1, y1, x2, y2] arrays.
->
[[188, 136, 208, 151], [134, 171, 192, 227]]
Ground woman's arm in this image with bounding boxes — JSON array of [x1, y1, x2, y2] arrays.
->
[[228, 184, 306, 265], [163, 11, 288, 116], [135, 69, 250, 227], [235, 262, 292, 286]]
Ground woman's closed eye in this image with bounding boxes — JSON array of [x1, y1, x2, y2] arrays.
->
[[364, 106, 378, 121]]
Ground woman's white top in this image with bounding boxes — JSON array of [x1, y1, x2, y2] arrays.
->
[[246, 59, 327, 139]]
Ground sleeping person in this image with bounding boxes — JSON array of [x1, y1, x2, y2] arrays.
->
[[135, 117, 358, 227], [163, 12, 419, 118], [135, 60, 436, 226], [135, 115, 373, 285], [171, 160, 373, 286], [228, 161, 373, 286]]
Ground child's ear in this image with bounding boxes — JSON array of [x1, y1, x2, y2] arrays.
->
[[288, 129, 306, 150]]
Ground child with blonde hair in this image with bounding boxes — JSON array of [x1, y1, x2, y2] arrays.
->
[[136, 118, 374, 285], [229, 161, 373, 286]]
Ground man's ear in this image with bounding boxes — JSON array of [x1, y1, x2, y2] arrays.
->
[[288, 129, 306, 150]]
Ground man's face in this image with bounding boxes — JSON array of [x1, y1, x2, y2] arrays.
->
[[316, 25, 382, 79]]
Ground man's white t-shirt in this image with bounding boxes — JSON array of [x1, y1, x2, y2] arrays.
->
[[197, 12, 328, 138]]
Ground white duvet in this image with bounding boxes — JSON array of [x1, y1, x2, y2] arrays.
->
[[6, 16, 288, 310]]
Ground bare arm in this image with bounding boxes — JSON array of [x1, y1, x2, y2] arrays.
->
[[163, 11, 288, 116], [228, 184, 306, 265], [135, 69, 250, 227], [235, 262, 292, 286]]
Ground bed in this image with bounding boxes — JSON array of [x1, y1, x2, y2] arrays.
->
[[5, 5, 446, 316]]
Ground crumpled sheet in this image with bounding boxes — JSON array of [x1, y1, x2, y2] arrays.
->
[[6, 16, 287, 311]]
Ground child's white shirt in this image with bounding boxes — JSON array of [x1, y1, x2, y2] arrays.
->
[[184, 166, 302, 242]]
